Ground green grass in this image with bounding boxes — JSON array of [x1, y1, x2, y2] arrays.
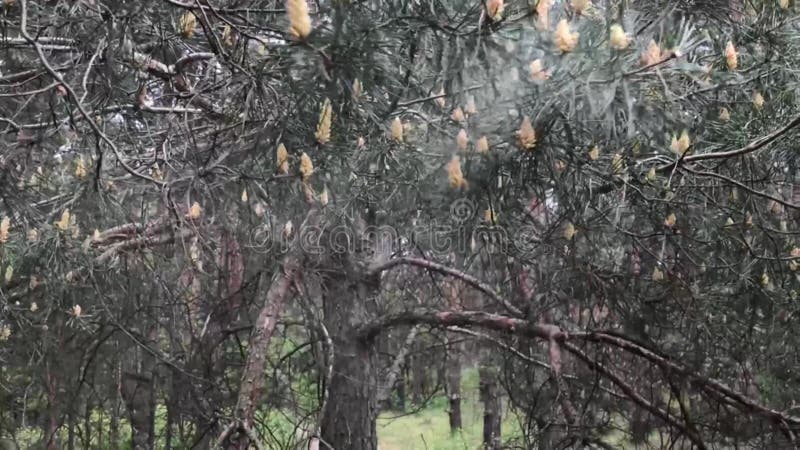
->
[[377, 368, 521, 450], [4, 368, 523, 450]]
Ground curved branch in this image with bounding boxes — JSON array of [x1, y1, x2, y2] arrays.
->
[[361, 308, 800, 435], [573, 331, 800, 428], [368, 257, 524, 317], [657, 112, 800, 171], [680, 166, 799, 210], [358, 308, 562, 342], [563, 342, 708, 450], [19, 0, 164, 186]]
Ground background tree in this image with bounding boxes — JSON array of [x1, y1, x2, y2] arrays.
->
[[1, 0, 800, 449]]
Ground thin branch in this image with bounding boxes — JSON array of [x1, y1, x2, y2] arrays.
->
[[19, 0, 164, 186], [563, 342, 708, 450], [358, 308, 562, 342], [377, 324, 421, 406], [680, 166, 799, 210], [657, 113, 800, 171], [361, 308, 800, 435], [369, 257, 524, 317], [573, 330, 800, 428]]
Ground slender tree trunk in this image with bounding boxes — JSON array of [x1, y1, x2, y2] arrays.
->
[[377, 325, 419, 410], [321, 275, 380, 450], [394, 366, 407, 412], [446, 333, 463, 433], [224, 252, 301, 449], [110, 400, 120, 450], [83, 399, 91, 450], [535, 418, 556, 450], [67, 409, 75, 450], [164, 381, 174, 450], [110, 348, 120, 450], [121, 370, 154, 450], [45, 365, 60, 450], [147, 370, 156, 450], [479, 364, 501, 450], [411, 342, 426, 405], [96, 409, 103, 450]]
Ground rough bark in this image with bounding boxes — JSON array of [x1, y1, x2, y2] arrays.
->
[[535, 418, 556, 450], [109, 343, 121, 450], [146, 372, 156, 450], [96, 407, 103, 450], [224, 253, 301, 449], [395, 367, 407, 412], [82, 399, 91, 450], [120, 323, 157, 450], [164, 381, 174, 450], [377, 325, 419, 409], [67, 410, 75, 450], [411, 341, 427, 406], [45, 364, 59, 450], [120, 371, 155, 450], [110, 391, 120, 450], [444, 279, 465, 433], [320, 274, 380, 450], [446, 333, 463, 433], [479, 364, 501, 450], [220, 210, 321, 449], [359, 309, 563, 342]]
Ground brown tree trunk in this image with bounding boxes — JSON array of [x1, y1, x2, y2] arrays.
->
[[109, 396, 120, 450], [96, 407, 103, 450], [535, 418, 556, 450], [120, 319, 158, 450], [320, 275, 380, 450], [109, 344, 121, 450], [164, 382, 174, 450], [224, 253, 301, 449], [45, 365, 60, 450], [479, 364, 501, 450], [377, 325, 419, 410], [82, 400, 91, 450], [120, 370, 154, 450], [67, 410, 75, 450], [147, 373, 156, 450], [395, 367, 407, 412], [446, 333, 463, 433], [411, 342, 426, 405]]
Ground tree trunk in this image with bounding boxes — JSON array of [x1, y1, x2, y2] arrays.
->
[[377, 325, 419, 410], [411, 342, 426, 405], [321, 275, 380, 450], [147, 372, 156, 450], [96, 408, 103, 450], [394, 367, 407, 412], [535, 418, 556, 450], [82, 400, 91, 450], [224, 253, 301, 449], [164, 382, 174, 450], [479, 364, 501, 450], [446, 333, 463, 433], [110, 349, 120, 450], [121, 371, 154, 450], [221, 210, 322, 450], [126, 325, 158, 450], [45, 365, 60, 450], [67, 409, 75, 450], [110, 399, 119, 450]]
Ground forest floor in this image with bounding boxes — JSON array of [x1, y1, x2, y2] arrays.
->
[[377, 368, 522, 450]]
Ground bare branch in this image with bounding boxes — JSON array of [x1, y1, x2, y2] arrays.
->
[[369, 257, 524, 317]]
